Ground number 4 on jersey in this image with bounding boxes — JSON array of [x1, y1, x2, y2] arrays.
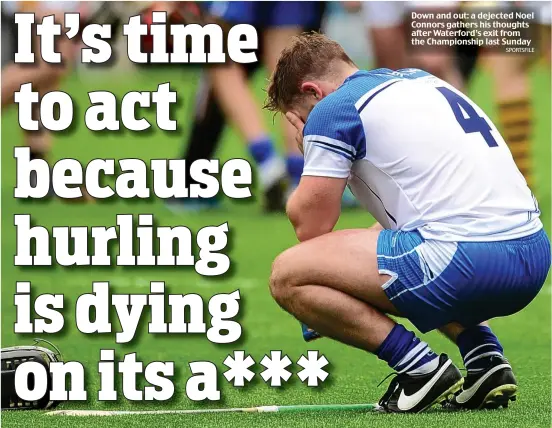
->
[[437, 86, 498, 148]]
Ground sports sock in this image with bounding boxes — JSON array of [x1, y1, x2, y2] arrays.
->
[[497, 98, 533, 188], [286, 155, 304, 187], [456, 325, 504, 374], [376, 324, 439, 375], [248, 136, 276, 165]]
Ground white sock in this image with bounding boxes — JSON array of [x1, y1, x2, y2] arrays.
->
[[408, 357, 440, 376]]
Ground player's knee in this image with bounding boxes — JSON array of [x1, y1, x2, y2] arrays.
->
[[269, 250, 295, 307]]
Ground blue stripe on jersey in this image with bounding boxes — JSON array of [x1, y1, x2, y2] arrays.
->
[[358, 80, 401, 113], [342, 68, 430, 104], [312, 140, 355, 159], [303, 68, 433, 162], [313, 143, 354, 161], [303, 90, 366, 160]]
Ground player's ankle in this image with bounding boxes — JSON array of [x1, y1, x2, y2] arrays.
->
[[286, 154, 304, 187], [457, 325, 504, 372], [248, 136, 276, 165], [376, 324, 439, 375]]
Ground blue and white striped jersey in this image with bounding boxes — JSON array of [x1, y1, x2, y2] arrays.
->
[[302, 68, 542, 242]]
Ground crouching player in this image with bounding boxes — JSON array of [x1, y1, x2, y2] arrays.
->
[[265, 33, 551, 413]]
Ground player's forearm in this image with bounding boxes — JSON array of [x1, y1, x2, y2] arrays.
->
[[286, 199, 339, 242]]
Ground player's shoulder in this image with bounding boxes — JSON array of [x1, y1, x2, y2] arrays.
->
[[304, 86, 359, 137], [309, 68, 433, 119], [305, 68, 428, 133], [311, 82, 354, 113]]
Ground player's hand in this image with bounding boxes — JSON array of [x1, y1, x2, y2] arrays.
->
[[286, 112, 305, 154]]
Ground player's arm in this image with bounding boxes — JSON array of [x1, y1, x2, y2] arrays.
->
[[285, 98, 365, 242], [287, 175, 347, 242]]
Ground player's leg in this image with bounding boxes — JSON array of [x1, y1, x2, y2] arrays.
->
[[478, 0, 539, 189], [407, 1, 465, 90], [361, 1, 409, 69], [168, 59, 261, 212], [208, 61, 287, 211], [440, 321, 517, 409], [485, 53, 534, 189], [454, 42, 480, 86], [1, 62, 62, 108], [270, 228, 463, 413], [435, 229, 549, 409], [206, 2, 287, 212], [261, 2, 327, 190], [166, 75, 224, 211], [17, 3, 80, 193], [1, 1, 77, 109], [541, 23, 551, 66], [262, 27, 304, 190]]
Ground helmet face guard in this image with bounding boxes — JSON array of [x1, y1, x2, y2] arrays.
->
[[1, 341, 62, 411]]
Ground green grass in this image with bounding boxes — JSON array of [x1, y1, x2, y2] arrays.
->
[[1, 65, 550, 428]]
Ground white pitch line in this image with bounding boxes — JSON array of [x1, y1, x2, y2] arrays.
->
[[46, 407, 263, 417]]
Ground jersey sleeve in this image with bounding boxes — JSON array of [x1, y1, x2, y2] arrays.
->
[[302, 92, 366, 179]]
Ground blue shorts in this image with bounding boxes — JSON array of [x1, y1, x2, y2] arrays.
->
[[377, 228, 551, 333], [206, 1, 322, 28]]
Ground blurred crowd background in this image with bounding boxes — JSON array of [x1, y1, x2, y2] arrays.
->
[[1, 1, 551, 212]]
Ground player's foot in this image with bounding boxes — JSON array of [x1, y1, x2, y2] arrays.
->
[[379, 354, 463, 413], [259, 157, 288, 213], [449, 355, 517, 410]]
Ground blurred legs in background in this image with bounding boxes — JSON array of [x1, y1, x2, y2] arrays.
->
[[479, 0, 552, 192], [172, 1, 327, 212], [206, 2, 324, 212], [2, 2, 86, 199], [486, 53, 534, 189], [466, 1, 552, 192], [360, 1, 409, 70], [361, 1, 465, 90]]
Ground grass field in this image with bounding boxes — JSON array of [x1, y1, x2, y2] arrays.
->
[[1, 64, 550, 428]]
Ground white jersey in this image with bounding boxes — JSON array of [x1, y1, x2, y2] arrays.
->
[[302, 68, 542, 242]]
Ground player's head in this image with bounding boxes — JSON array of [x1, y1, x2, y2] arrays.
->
[[264, 32, 358, 121]]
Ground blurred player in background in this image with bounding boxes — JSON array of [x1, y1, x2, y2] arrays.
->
[[207, 1, 326, 212], [169, 1, 327, 212], [465, 1, 551, 191], [1, 1, 81, 156], [1, 0, 125, 201], [359, 1, 465, 89]]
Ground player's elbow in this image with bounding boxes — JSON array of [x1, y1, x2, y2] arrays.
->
[[294, 226, 312, 243], [287, 206, 337, 242], [294, 223, 332, 242], [286, 185, 340, 241]]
